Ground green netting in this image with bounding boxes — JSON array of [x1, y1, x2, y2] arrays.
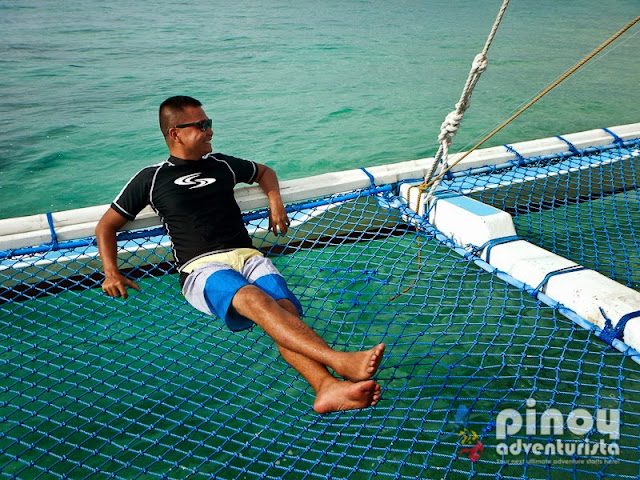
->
[[1, 138, 639, 479]]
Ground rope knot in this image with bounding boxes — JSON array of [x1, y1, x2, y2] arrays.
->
[[438, 111, 463, 144], [472, 53, 488, 73]]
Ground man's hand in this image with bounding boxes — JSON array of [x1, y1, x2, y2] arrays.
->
[[255, 163, 290, 236], [269, 200, 290, 236], [96, 207, 141, 300], [102, 272, 141, 299]]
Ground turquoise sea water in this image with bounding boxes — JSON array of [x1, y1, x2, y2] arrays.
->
[[0, 0, 638, 219]]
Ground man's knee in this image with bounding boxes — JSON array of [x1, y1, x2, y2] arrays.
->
[[277, 298, 300, 317], [232, 284, 275, 314]]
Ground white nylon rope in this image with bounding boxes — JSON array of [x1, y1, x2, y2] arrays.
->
[[420, 0, 510, 203], [418, 12, 640, 211]]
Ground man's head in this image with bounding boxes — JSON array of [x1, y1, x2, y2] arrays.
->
[[159, 95, 214, 160]]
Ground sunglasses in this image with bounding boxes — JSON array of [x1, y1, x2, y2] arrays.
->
[[173, 118, 213, 132]]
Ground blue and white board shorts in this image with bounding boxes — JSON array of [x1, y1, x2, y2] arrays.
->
[[181, 248, 302, 332]]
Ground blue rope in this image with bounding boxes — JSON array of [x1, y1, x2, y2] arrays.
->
[[502, 144, 527, 166], [532, 265, 587, 297], [601, 127, 624, 145], [46, 212, 60, 250], [471, 235, 522, 263], [599, 309, 640, 346], [555, 135, 580, 155], [360, 167, 376, 191]]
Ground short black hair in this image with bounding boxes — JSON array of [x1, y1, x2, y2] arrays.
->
[[159, 95, 202, 136]]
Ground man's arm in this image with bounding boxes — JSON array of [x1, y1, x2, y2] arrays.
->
[[95, 207, 141, 299], [254, 163, 290, 236]]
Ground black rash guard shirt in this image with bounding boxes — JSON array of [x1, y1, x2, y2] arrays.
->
[[111, 153, 258, 271]]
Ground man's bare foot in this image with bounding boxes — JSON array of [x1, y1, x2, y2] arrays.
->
[[313, 379, 382, 414], [335, 343, 385, 382]]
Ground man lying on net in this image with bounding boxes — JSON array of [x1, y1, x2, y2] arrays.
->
[[95, 95, 385, 414]]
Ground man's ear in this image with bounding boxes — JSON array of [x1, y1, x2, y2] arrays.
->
[[167, 127, 181, 143]]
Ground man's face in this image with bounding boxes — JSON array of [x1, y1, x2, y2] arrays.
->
[[172, 106, 214, 159]]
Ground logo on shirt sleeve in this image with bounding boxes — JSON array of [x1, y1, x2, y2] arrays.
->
[[174, 173, 216, 189]]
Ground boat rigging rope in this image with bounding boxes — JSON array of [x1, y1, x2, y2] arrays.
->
[[414, 12, 640, 213], [420, 0, 511, 193]]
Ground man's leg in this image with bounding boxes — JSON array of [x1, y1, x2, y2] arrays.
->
[[231, 284, 385, 384], [274, 299, 381, 413]]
